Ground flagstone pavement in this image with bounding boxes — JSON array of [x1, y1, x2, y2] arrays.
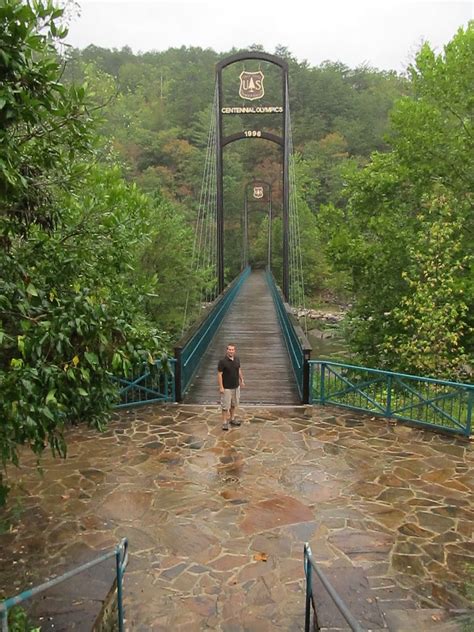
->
[[0, 404, 473, 631]]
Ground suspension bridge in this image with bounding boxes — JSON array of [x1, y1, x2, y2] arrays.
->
[[117, 51, 471, 440], [175, 51, 310, 407]]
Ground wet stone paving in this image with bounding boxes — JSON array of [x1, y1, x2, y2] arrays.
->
[[0, 404, 473, 631]]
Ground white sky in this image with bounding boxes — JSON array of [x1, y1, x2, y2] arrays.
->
[[66, 0, 473, 72]]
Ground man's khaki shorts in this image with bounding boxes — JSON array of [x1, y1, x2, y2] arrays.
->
[[221, 387, 240, 411]]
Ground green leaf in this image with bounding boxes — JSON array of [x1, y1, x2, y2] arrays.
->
[[17, 335, 25, 355], [112, 352, 122, 371], [42, 407, 55, 421], [46, 390, 57, 405], [84, 351, 98, 367], [26, 283, 38, 297]]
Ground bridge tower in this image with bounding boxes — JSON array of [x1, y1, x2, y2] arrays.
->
[[215, 52, 290, 299], [242, 180, 273, 271]]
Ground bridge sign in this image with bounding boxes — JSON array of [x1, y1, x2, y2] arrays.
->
[[239, 71, 265, 100], [253, 186, 264, 199]]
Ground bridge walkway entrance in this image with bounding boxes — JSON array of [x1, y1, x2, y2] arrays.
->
[[184, 269, 300, 404]]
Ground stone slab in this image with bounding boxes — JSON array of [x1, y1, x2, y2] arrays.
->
[[311, 566, 385, 630]]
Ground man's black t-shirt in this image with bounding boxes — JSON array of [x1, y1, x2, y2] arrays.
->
[[218, 356, 240, 389]]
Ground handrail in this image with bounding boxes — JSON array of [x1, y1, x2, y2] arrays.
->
[[175, 266, 251, 399], [112, 358, 176, 407], [0, 538, 128, 632], [309, 360, 473, 437], [304, 543, 364, 632], [310, 359, 474, 389], [266, 268, 312, 402]]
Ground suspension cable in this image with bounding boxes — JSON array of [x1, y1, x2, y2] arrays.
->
[[286, 85, 308, 334], [182, 81, 219, 333]]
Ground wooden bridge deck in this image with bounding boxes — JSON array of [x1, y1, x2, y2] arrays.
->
[[184, 270, 300, 405]]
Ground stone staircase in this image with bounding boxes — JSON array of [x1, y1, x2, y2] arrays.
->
[[311, 563, 474, 631]]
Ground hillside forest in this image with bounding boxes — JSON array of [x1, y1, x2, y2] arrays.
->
[[0, 0, 472, 499]]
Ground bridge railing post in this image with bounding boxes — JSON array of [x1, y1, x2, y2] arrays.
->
[[304, 543, 313, 632], [302, 349, 311, 405], [320, 363, 326, 405], [466, 388, 473, 437], [386, 374, 393, 418], [174, 346, 182, 402]]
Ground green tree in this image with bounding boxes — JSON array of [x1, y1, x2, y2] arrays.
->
[[326, 24, 473, 377], [141, 193, 202, 334], [0, 0, 93, 231], [0, 1, 170, 503], [300, 132, 351, 208], [384, 191, 470, 376]]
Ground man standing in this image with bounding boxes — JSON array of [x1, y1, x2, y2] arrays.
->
[[218, 343, 245, 430]]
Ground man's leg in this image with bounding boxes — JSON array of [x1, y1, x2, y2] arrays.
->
[[221, 390, 231, 430], [222, 408, 229, 430], [229, 388, 241, 426]]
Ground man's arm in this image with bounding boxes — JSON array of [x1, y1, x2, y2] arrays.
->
[[217, 370, 224, 393], [239, 367, 245, 387]]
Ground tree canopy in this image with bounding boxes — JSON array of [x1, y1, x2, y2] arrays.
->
[[323, 23, 473, 378], [0, 0, 195, 502], [64, 40, 408, 291]]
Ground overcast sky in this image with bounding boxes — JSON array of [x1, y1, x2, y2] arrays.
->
[[65, 0, 473, 72]]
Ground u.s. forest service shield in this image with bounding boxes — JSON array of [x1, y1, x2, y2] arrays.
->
[[253, 186, 264, 199], [239, 71, 265, 101]]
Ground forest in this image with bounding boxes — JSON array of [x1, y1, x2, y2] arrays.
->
[[0, 0, 472, 500]]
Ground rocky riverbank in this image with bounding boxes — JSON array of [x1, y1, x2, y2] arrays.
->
[[292, 307, 345, 325], [293, 305, 351, 358]]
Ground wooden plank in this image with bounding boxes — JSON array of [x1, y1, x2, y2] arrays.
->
[[184, 270, 300, 404]]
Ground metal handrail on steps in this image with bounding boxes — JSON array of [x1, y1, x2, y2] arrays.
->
[[0, 538, 128, 632], [304, 543, 364, 632]]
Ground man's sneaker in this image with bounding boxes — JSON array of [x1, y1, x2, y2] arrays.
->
[[230, 418, 241, 426], [222, 423, 229, 431]]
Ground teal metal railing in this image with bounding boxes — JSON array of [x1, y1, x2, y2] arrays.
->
[[266, 268, 311, 402], [304, 543, 364, 632], [310, 360, 473, 437], [0, 538, 128, 632], [175, 266, 251, 399], [113, 359, 176, 407]]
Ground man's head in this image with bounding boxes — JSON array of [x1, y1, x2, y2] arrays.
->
[[226, 344, 236, 359]]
